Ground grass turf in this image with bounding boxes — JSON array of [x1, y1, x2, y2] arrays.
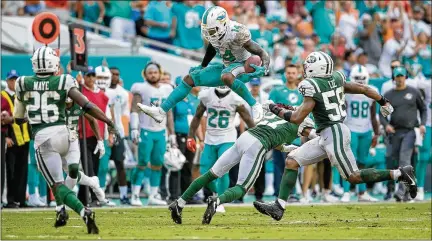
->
[[1, 202, 431, 239]]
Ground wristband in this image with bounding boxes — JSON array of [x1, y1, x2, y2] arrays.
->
[[377, 95, 388, 106], [269, 104, 282, 115], [283, 111, 293, 122]]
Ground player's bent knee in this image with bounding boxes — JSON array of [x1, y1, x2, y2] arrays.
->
[[150, 165, 162, 171], [347, 171, 362, 184], [68, 164, 79, 179], [184, 75, 195, 87], [137, 165, 146, 170], [285, 158, 299, 169], [221, 73, 235, 86]]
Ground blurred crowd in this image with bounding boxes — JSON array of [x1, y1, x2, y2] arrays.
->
[[1, 0, 431, 208]]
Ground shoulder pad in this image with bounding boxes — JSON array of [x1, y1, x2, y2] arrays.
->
[[334, 70, 347, 84], [298, 79, 316, 97], [232, 23, 251, 46]]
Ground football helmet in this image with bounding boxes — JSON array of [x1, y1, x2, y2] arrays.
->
[[95, 65, 112, 89], [164, 145, 186, 172], [303, 51, 334, 78], [201, 6, 229, 42], [31, 46, 59, 74], [349, 64, 369, 85], [215, 85, 230, 94]]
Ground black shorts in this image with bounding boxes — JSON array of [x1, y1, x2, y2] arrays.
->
[[110, 138, 125, 163]]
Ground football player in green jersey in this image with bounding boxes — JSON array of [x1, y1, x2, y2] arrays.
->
[[253, 51, 418, 221], [13, 46, 120, 234], [168, 110, 316, 225]]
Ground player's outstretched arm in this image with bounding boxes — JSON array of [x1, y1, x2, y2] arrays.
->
[[369, 102, 380, 147], [68, 87, 115, 128], [236, 104, 255, 128], [243, 40, 270, 72], [344, 82, 393, 117], [269, 97, 315, 125]]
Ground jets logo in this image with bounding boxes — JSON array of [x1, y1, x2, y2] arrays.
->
[[306, 56, 317, 63]]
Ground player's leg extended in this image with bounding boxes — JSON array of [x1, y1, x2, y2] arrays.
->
[[253, 137, 327, 221], [97, 140, 111, 190], [216, 142, 234, 195], [416, 126, 431, 200], [147, 130, 167, 205], [200, 144, 218, 193], [160, 64, 224, 112]]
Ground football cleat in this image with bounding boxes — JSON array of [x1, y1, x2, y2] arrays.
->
[[131, 194, 143, 206], [358, 192, 379, 202], [398, 165, 417, 199], [120, 197, 131, 205], [202, 196, 217, 225], [216, 204, 226, 213], [54, 206, 69, 228], [340, 192, 351, 203], [83, 208, 99, 234], [253, 200, 284, 221], [137, 103, 166, 123], [148, 194, 167, 206], [168, 200, 183, 224], [251, 102, 264, 123]]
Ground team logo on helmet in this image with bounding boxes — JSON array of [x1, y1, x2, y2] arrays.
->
[[217, 12, 226, 21], [306, 55, 317, 63]]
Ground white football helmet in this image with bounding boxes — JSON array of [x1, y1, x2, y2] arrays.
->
[[95, 65, 112, 89], [215, 86, 230, 94], [303, 51, 334, 78], [201, 6, 229, 42], [164, 145, 186, 172], [31, 46, 59, 74], [350, 64, 369, 85]]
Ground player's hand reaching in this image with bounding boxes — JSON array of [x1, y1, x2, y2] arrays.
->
[[94, 140, 106, 158], [189, 65, 203, 74], [248, 64, 266, 78], [186, 137, 196, 152], [378, 96, 393, 118], [131, 129, 141, 144]]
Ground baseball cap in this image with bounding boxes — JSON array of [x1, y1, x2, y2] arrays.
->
[[413, 6, 424, 13], [85, 66, 95, 75], [393, 67, 407, 77], [250, 78, 261, 86], [6, 70, 19, 80]]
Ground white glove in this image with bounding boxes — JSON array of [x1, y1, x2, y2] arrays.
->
[[369, 148, 376, 157], [262, 100, 275, 112], [280, 144, 298, 153], [94, 140, 105, 158], [298, 117, 315, 137], [380, 103, 394, 118], [169, 134, 177, 147], [131, 129, 141, 143]]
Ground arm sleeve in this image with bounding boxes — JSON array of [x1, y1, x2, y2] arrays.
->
[[416, 89, 427, 126]]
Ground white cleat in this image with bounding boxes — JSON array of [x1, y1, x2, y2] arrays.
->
[[49, 201, 57, 207], [340, 192, 351, 203], [299, 196, 310, 204], [102, 199, 117, 206], [147, 194, 167, 206], [131, 194, 143, 206], [251, 102, 264, 123], [322, 192, 340, 203], [137, 103, 166, 123], [332, 184, 344, 196], [39, 196, 47, 206], [89, 176, 106, 202], [358, 192, 379, 202], [216, 204, 226, 213], [414, 188, 424, 201], [27, 195, 46, 207]]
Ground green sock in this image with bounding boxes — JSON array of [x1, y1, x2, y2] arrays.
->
[[359, 169, 392, 183], [218, 185, 246, 204], [55, 184, 84, 215], [278, 169, 298, 201], [231, 79, 257, 106], [161, 81, 192, 112], [181, 171, 217, 201]]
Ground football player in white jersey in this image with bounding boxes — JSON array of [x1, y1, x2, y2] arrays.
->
[[130, 62, 175, 206], [96, 66, 131, 204], [341, 65, 380, 202], [137, 6, 270, 125], [186, 86, 254, 212]]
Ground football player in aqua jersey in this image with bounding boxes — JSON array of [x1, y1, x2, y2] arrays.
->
[[186, 86, 255, 213], [168, 109, 316, 225], [253, 51, 417, 221], [340, 65, 380, 202], [137, 6, 271, 125], [13, 46, 120, 234]]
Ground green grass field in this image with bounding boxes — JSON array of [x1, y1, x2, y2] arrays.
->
[[1, 202, 431, 240]]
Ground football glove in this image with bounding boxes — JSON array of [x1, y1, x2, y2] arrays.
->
[[131, 129, 141, 143], [380, 103, 394, 118], [280, 144, 298, 153], [248, 64, 266, 78], [108, 125, 121, 145], [186, 137, 197, 153], [168, 134, 177, 147], [94, 140, 105, 158]]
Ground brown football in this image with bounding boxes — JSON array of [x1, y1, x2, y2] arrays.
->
[[244, 55, 262, 73]]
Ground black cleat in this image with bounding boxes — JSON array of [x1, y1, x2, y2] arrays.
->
[[54, 206, 69, 228], [168, 200, 183, 224], [202, 196, 217, 225], [398, 165, 417, 199], [83, 208, 99, 234], [253, 200, 285, 221]]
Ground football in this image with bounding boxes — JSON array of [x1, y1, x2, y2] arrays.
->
[[244, 55, 262, 73]]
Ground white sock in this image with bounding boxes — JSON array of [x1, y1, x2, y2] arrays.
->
[[391, 170, 402, 180], [65, 176, 78, 190], [132, 185, 141, 196], [55, 204, 65, 212], [216, 198, 221, 205], [150, 186, 158, 196], [77, 171, 92, 186], [418, 187, 424, 192], [177, 198, 186, 208], [119, 186, 127, 199], [277, 198, 286, 208], [265, 173, 274, 190], [79, 208, 85, 217]]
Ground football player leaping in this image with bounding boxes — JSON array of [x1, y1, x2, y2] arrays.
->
[[13, 46, 120, 234], [253, 51, 417, 221], [137, 6, 270, 124]]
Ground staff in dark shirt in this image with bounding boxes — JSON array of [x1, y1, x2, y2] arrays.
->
[[380, 67, 426, 201]]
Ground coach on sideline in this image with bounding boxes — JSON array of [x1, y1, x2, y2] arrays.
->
[[380, 67, 427, 202]]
